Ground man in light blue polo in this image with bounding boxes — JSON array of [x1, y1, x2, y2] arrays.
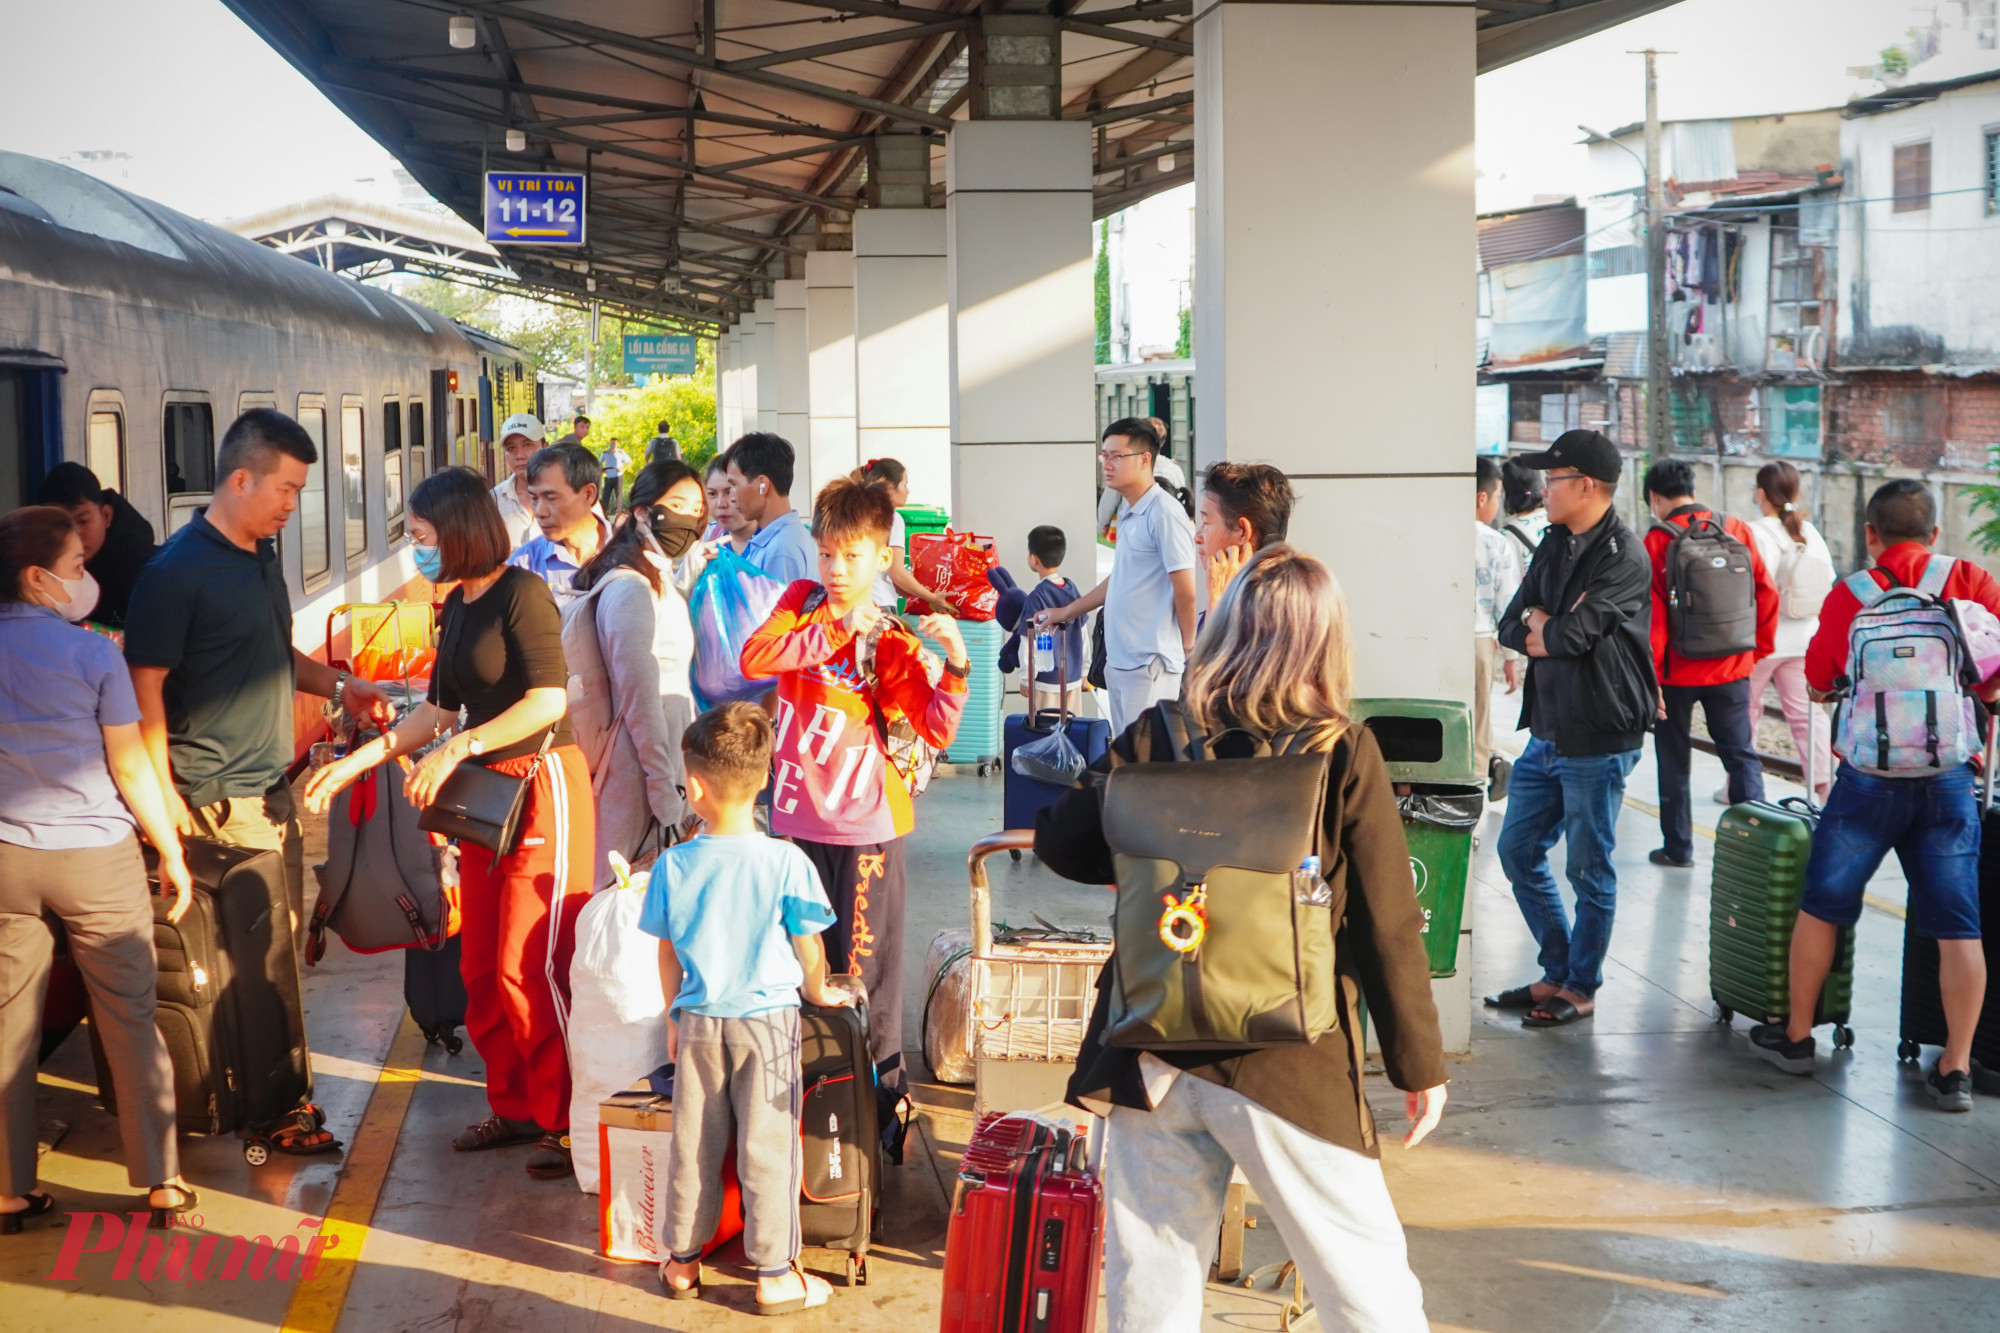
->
[[726, 433, 818, 586], [510, 442, 610, 606]]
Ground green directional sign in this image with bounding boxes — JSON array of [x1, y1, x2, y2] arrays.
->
[[623, 334, 698, 376]]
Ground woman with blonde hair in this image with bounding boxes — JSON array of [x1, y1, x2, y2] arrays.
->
[[1035, 544, 1447, 1332]]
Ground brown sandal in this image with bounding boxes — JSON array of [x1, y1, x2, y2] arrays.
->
[[453, 1115, 541, 1152]]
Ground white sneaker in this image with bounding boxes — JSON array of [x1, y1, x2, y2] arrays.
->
[[1712, 786, 1732, 806]]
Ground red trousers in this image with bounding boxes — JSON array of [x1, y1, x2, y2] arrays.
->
[[456, 745, 594, 1131]]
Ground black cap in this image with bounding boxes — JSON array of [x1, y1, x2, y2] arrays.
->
[[1515, 429, 1621, 484]]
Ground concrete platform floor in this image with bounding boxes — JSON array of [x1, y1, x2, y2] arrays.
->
[[7, 718, 1999, 1331]]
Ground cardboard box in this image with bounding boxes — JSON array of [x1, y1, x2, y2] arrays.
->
[[597, 1076, 741, 1263]]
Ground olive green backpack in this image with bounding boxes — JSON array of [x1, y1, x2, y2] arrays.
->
[[1100, 701, 1342, 1050]]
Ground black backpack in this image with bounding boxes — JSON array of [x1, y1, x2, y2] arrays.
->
[[1662, 513, 1757, 660]]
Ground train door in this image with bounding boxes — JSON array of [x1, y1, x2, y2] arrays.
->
[[161, 392, 215, 536], [0, 354, 65, 514], [407, 400, 427, 492], [382, 397, 405, 543], [340, 396, 367, 572]]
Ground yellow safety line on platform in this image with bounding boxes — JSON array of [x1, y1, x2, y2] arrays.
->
[[1618, 793, 1907, 920], [282, 1014, 428, 1333]]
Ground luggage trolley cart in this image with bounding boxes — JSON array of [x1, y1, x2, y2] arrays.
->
[[326, 601, 437, 684], [966, 831, 1112, 1116]]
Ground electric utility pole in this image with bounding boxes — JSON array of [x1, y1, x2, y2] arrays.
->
[[1639, 48, 1674, 459]]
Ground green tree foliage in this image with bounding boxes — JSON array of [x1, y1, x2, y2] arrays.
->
[[1175, 304, 1192, 359], [1094, 219, 1111, 365], [1967, 447, 2000, 553], [586, 364, 719, 472]]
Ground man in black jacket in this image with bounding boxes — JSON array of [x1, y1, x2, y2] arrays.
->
[[37, 462, 157, 628], [1487, 430, 1656, 1030]]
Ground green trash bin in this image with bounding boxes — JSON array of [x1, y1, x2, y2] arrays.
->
[[1350, 699, 1483, 978]]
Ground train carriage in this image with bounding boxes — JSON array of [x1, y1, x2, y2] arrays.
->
[[0, 150, 528, 757]]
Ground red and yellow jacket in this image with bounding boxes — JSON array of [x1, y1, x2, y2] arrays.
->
[[740, 581, 966, 846]]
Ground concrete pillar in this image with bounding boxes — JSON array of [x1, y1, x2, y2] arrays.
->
[[945, 119, 1097, 590], [734, 318, 760, 447], [775, 279, 811, 501], [854, 209, 951, 508], [1195, 0, 1475, 1051], [753, 297, 778, 434], [806, 250, 858, 494], [716, 327, 736, 445]]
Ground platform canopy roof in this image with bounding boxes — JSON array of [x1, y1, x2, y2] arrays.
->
[[225, 0, 1681, 335]]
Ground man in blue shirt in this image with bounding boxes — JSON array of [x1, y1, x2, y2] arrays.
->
[[510, 442, 610, 606], [726, 433, 818, 586]]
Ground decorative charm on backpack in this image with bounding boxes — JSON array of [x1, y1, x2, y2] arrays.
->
[[1158, 882, 1208, 954], [1833, 555, 1980, 777]]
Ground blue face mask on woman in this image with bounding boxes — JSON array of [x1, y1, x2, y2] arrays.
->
[[412, 544, 445, 581]]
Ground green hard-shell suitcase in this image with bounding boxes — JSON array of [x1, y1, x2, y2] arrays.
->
[[1709, 740, 1856, 1047]]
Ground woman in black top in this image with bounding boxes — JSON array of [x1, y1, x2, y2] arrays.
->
[[1034, 545, 1447, 1333], [304, 468, 593, 1181]]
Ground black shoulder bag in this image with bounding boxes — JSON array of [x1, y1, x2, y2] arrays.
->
[[418, 728, 554, 855]]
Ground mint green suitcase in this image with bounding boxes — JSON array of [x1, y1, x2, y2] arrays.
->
[[1709, 796, 1855, 1046]]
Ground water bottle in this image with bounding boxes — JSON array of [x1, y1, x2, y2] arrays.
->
[[1292, 853, 1332, 907]]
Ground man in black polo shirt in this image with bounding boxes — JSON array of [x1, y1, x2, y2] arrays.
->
[[125, 410, 393, 937]]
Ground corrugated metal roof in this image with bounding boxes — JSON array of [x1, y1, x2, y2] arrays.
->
[[1478, 204, 1585, 269]]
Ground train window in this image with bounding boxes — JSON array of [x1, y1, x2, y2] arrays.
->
[[0, 370, 26, 514], [382, 398, 404, 542], [163, 400, 215, 535], [407, 401, 426, 487], [341, 399, 366, 569], [85, 390, 127, 495], [296, 400, 330, 588]]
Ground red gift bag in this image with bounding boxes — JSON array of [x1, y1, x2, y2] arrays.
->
[[907, 529, 1000, 620]]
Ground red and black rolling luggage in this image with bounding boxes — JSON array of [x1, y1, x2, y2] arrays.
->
[[799, 996, 881, 1286], [940, 1112, 1103, 1333]]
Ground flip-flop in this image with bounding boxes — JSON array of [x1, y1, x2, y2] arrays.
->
[[1522, 997, 1593, 1028], [658, 1260, 703, 1301], [1484, 985, 1543, 1010], [756, 1266, 833, 1316]]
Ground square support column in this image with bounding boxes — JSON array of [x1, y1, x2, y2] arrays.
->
[[854, 209, 951, 508], [752, 297, 778, 434], [775, 279, 811, 500], [806, 250, 858, 493], [733, 318, 760, 446], [1196, 0, 1476, 1051], [946, 119, 1097, 590], [714, 330, 734, 445]]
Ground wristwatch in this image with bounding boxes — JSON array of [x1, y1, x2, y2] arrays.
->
[[464, 734, 485, 756], [943, 658, 969, 680]]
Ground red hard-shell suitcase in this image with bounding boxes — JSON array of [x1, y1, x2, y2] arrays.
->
[[940, 1112, 1104, 1333]]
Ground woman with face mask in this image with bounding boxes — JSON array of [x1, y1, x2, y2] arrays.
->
[[562, 459, 706, 888], [0, 507, 198, 1233]]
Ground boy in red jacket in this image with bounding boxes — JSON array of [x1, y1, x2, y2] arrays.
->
[[739, 479, 967, 1122], [1642, 458, 1779, 869], [1751, 480, 1998, 1111]]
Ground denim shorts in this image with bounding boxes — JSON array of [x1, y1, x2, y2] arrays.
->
[[1800, 762, 1984, 940]]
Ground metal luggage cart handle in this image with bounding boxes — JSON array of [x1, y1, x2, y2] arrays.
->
[[969, 829, 1037, 949]]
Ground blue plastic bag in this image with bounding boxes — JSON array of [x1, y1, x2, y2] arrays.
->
[[688, 546, 788, 709]]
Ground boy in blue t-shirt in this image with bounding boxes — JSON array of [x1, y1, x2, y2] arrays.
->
[[1012, 524, 1082, 713], [641, 701, 853, 1315]]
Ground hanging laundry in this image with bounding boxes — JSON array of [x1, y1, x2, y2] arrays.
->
[[1698, 226, 1722, 298]]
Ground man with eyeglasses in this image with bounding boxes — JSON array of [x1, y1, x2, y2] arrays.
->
[[1036, 418, 1196, 734], [1486, 430, 1657, 1031]]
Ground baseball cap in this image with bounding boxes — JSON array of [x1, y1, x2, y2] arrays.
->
[[499, 412, 544, 443], [1514, 429, 1621, 484]]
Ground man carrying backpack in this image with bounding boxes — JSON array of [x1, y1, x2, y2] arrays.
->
[[1490, 431, 1656, 1029], [1753, 480, 2000, 1111], [1642, 459, 1778, 869]]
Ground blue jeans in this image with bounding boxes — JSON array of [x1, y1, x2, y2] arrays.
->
[[1801, 763, 1983, 939], [1497, 736, 1640, 998]]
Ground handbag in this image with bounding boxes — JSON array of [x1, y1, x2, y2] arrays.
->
[[418, 728, 554, 855]]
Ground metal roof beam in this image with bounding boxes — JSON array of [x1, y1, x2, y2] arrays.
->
[[447, 0, 954, 131], [758, 0, 966, 25], [723, 19, 969, 72], [1068, 1, 1191, 23], [1059, 20, 1192, 57], [1079, 90, 1191, 125]]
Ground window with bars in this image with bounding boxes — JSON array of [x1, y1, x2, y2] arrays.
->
[[1894, 140, 1931, 213], [1987, 130, 1999, 216], [1767, 219, 1826, 370]]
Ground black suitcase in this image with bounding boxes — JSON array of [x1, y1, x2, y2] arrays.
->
[[406, 935, 468, 1054], [798, 998, 881, 1286], [1896, 798, 2000, 1090], [94, 838, 315, 1142]]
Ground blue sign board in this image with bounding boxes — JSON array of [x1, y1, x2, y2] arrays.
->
[[483, 172, 586, 246], [623, 335, 698, 377]]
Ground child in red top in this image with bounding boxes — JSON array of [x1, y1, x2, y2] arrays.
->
[[739, 479, 967, 1119]]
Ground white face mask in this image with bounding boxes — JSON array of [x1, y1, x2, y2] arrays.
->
[[39, 567, 100, 622]]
